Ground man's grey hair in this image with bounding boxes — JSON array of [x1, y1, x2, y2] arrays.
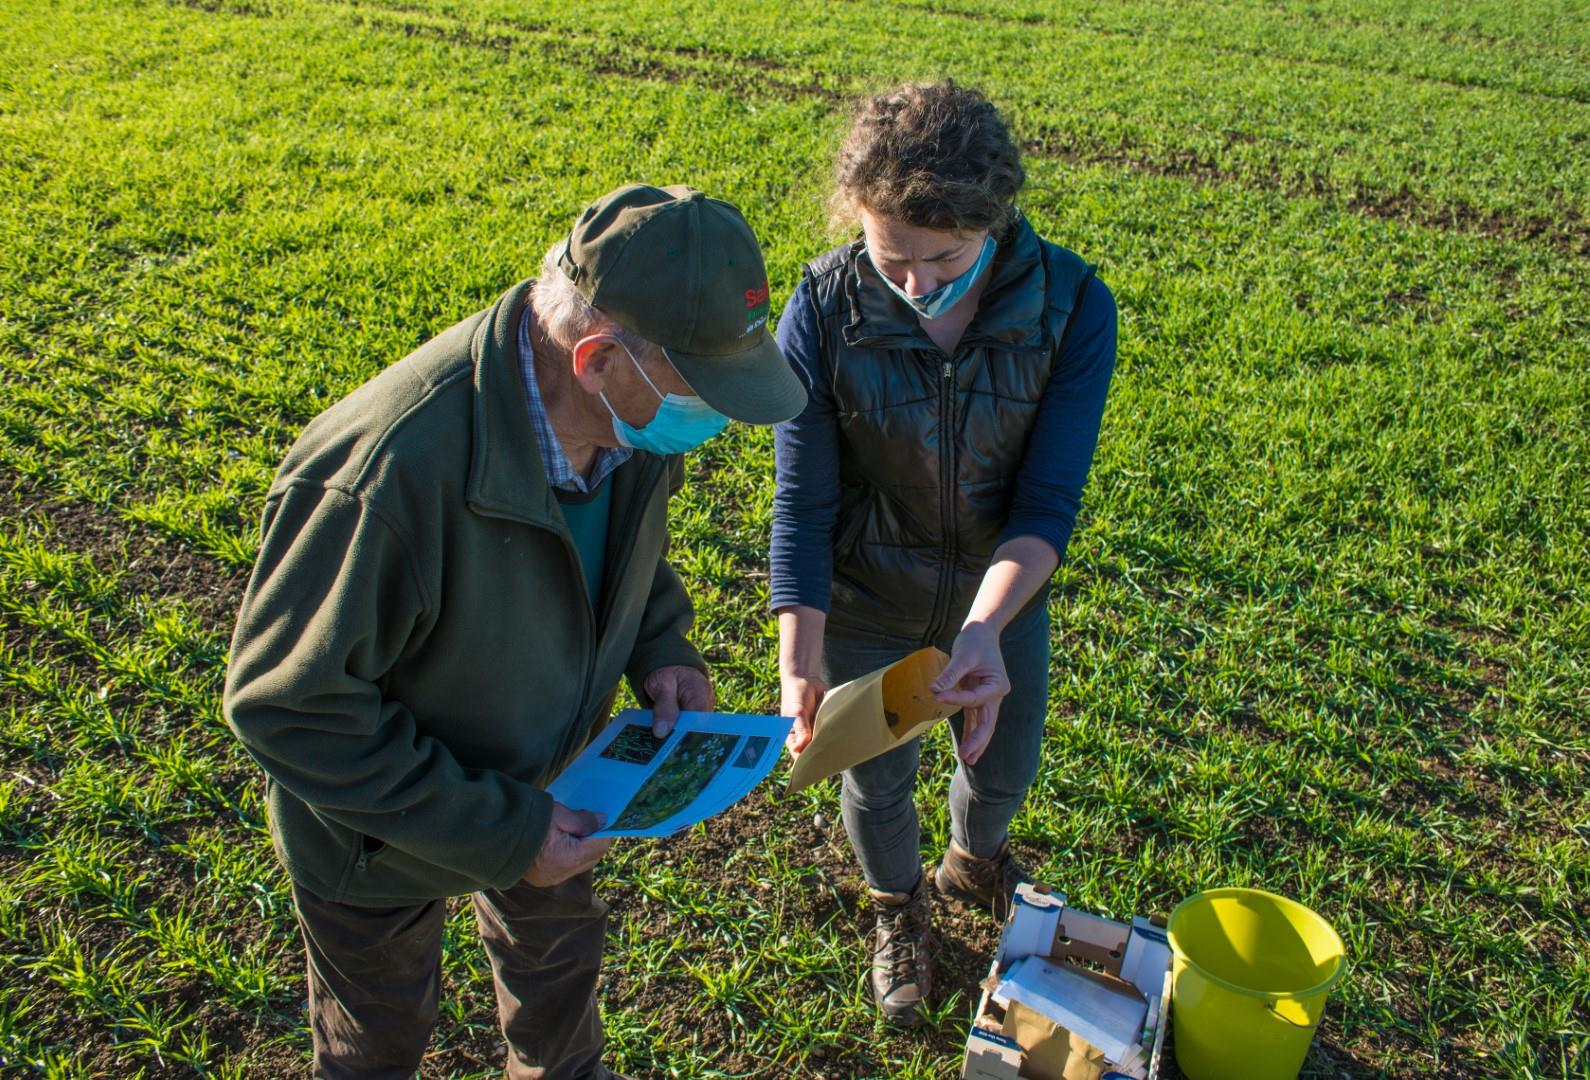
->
[[531, 242, 666, 365]]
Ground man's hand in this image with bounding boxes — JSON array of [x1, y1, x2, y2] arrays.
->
[[933, 622, 1011, 766], [524, 802, 613, 887], [643, 664, 715, 738], [781, 673, 828, 755]]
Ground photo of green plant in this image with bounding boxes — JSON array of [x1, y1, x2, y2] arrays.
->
[[611, 732, 738, 830], [599, 723, 667, 766]]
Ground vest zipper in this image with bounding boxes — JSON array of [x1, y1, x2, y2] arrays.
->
[[926, 356, 958, 645]]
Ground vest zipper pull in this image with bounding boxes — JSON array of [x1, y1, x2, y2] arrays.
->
[[943, 361, 953, 379]]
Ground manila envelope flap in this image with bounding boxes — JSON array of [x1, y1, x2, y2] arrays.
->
[[1005, 1000, 1107, 1080], [786, 647, 951, 793]]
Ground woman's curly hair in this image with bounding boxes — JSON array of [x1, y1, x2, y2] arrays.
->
[[831, 79, 1025, 238]]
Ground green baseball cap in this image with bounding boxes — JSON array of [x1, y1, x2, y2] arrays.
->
[[557, 183, 807, 425]]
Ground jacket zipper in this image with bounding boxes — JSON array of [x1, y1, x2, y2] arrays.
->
[[925, 356, 958, 645], [545, 455, 664, 771], [591, 459, 660, 639]]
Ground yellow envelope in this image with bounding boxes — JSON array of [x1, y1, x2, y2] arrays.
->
[[1004, 999, 1108, 1080], [786, 647, 954, 793]]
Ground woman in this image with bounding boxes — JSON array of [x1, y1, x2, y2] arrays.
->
[[770, 81, 1117, 1026]]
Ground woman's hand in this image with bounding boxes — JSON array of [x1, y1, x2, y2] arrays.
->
[[781, 673, 829, 755], [778, 605, 829, 755], [933, 622, 1010, 765], [936, 537, 1059, 765]]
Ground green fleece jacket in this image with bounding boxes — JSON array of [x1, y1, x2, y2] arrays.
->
[[223, 279, 705, 906]]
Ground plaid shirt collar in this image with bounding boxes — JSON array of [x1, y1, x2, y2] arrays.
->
[[519, 304, 632, 494]]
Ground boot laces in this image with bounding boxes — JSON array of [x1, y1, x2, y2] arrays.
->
[[874, 893, 932, 991], [989, 844, 1025, 894], [963, 843, 1026, 917]]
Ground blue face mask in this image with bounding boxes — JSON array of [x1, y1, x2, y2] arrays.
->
[[872, 234, 997, 320], [597, 338, 729, 455]]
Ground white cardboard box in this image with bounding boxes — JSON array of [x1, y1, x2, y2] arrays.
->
[[961, 883, 1172, 1080]]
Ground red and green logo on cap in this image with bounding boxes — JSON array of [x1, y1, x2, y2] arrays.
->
[[742, 280, 771, 338]]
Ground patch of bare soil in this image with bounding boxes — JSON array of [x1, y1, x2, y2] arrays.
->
[[0, 474, 245, 626]]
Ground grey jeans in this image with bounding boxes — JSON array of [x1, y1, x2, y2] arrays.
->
[[825, 598, 1052, 894]]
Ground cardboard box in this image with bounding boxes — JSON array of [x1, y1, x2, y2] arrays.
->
[[961, 884, 1172, 1080]]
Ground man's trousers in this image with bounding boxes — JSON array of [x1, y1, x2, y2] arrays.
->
[[291, 872, 609, 1080]]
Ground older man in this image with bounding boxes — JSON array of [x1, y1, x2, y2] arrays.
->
[[223, 184, 805, 1079]]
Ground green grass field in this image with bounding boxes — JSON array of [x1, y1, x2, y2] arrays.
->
[[1, 0, 1586, 1076]]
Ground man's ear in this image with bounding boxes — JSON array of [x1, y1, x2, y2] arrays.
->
[[570, 336, 617, 395]]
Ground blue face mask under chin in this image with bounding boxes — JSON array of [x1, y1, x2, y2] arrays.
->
[[872, 233, 997, 320], [597, 339, 729, 455]]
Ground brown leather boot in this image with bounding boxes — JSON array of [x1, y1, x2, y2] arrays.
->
[[869, 878, 934, 1026], [933, 838, 1029, 923]]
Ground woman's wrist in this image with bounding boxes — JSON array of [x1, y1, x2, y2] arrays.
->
[[776, 604, 827, 681], [960, 536, 1059, 636], [780, 659, 826, 683], [958, 615, 1005, 637]]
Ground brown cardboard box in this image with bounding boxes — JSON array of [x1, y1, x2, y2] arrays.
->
[[960, 884, 1172, 1080]]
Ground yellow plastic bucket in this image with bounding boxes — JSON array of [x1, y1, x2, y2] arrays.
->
[[1166, 888, 1346, 1080]]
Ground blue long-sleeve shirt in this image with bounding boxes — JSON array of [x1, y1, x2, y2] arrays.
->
[[769, 273, 1117, 613]]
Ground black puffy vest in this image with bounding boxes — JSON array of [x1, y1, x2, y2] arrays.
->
[[803, 218, 1094, 642]]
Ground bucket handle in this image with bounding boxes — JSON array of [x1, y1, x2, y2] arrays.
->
[[1268, 999, 1319, 1029]]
